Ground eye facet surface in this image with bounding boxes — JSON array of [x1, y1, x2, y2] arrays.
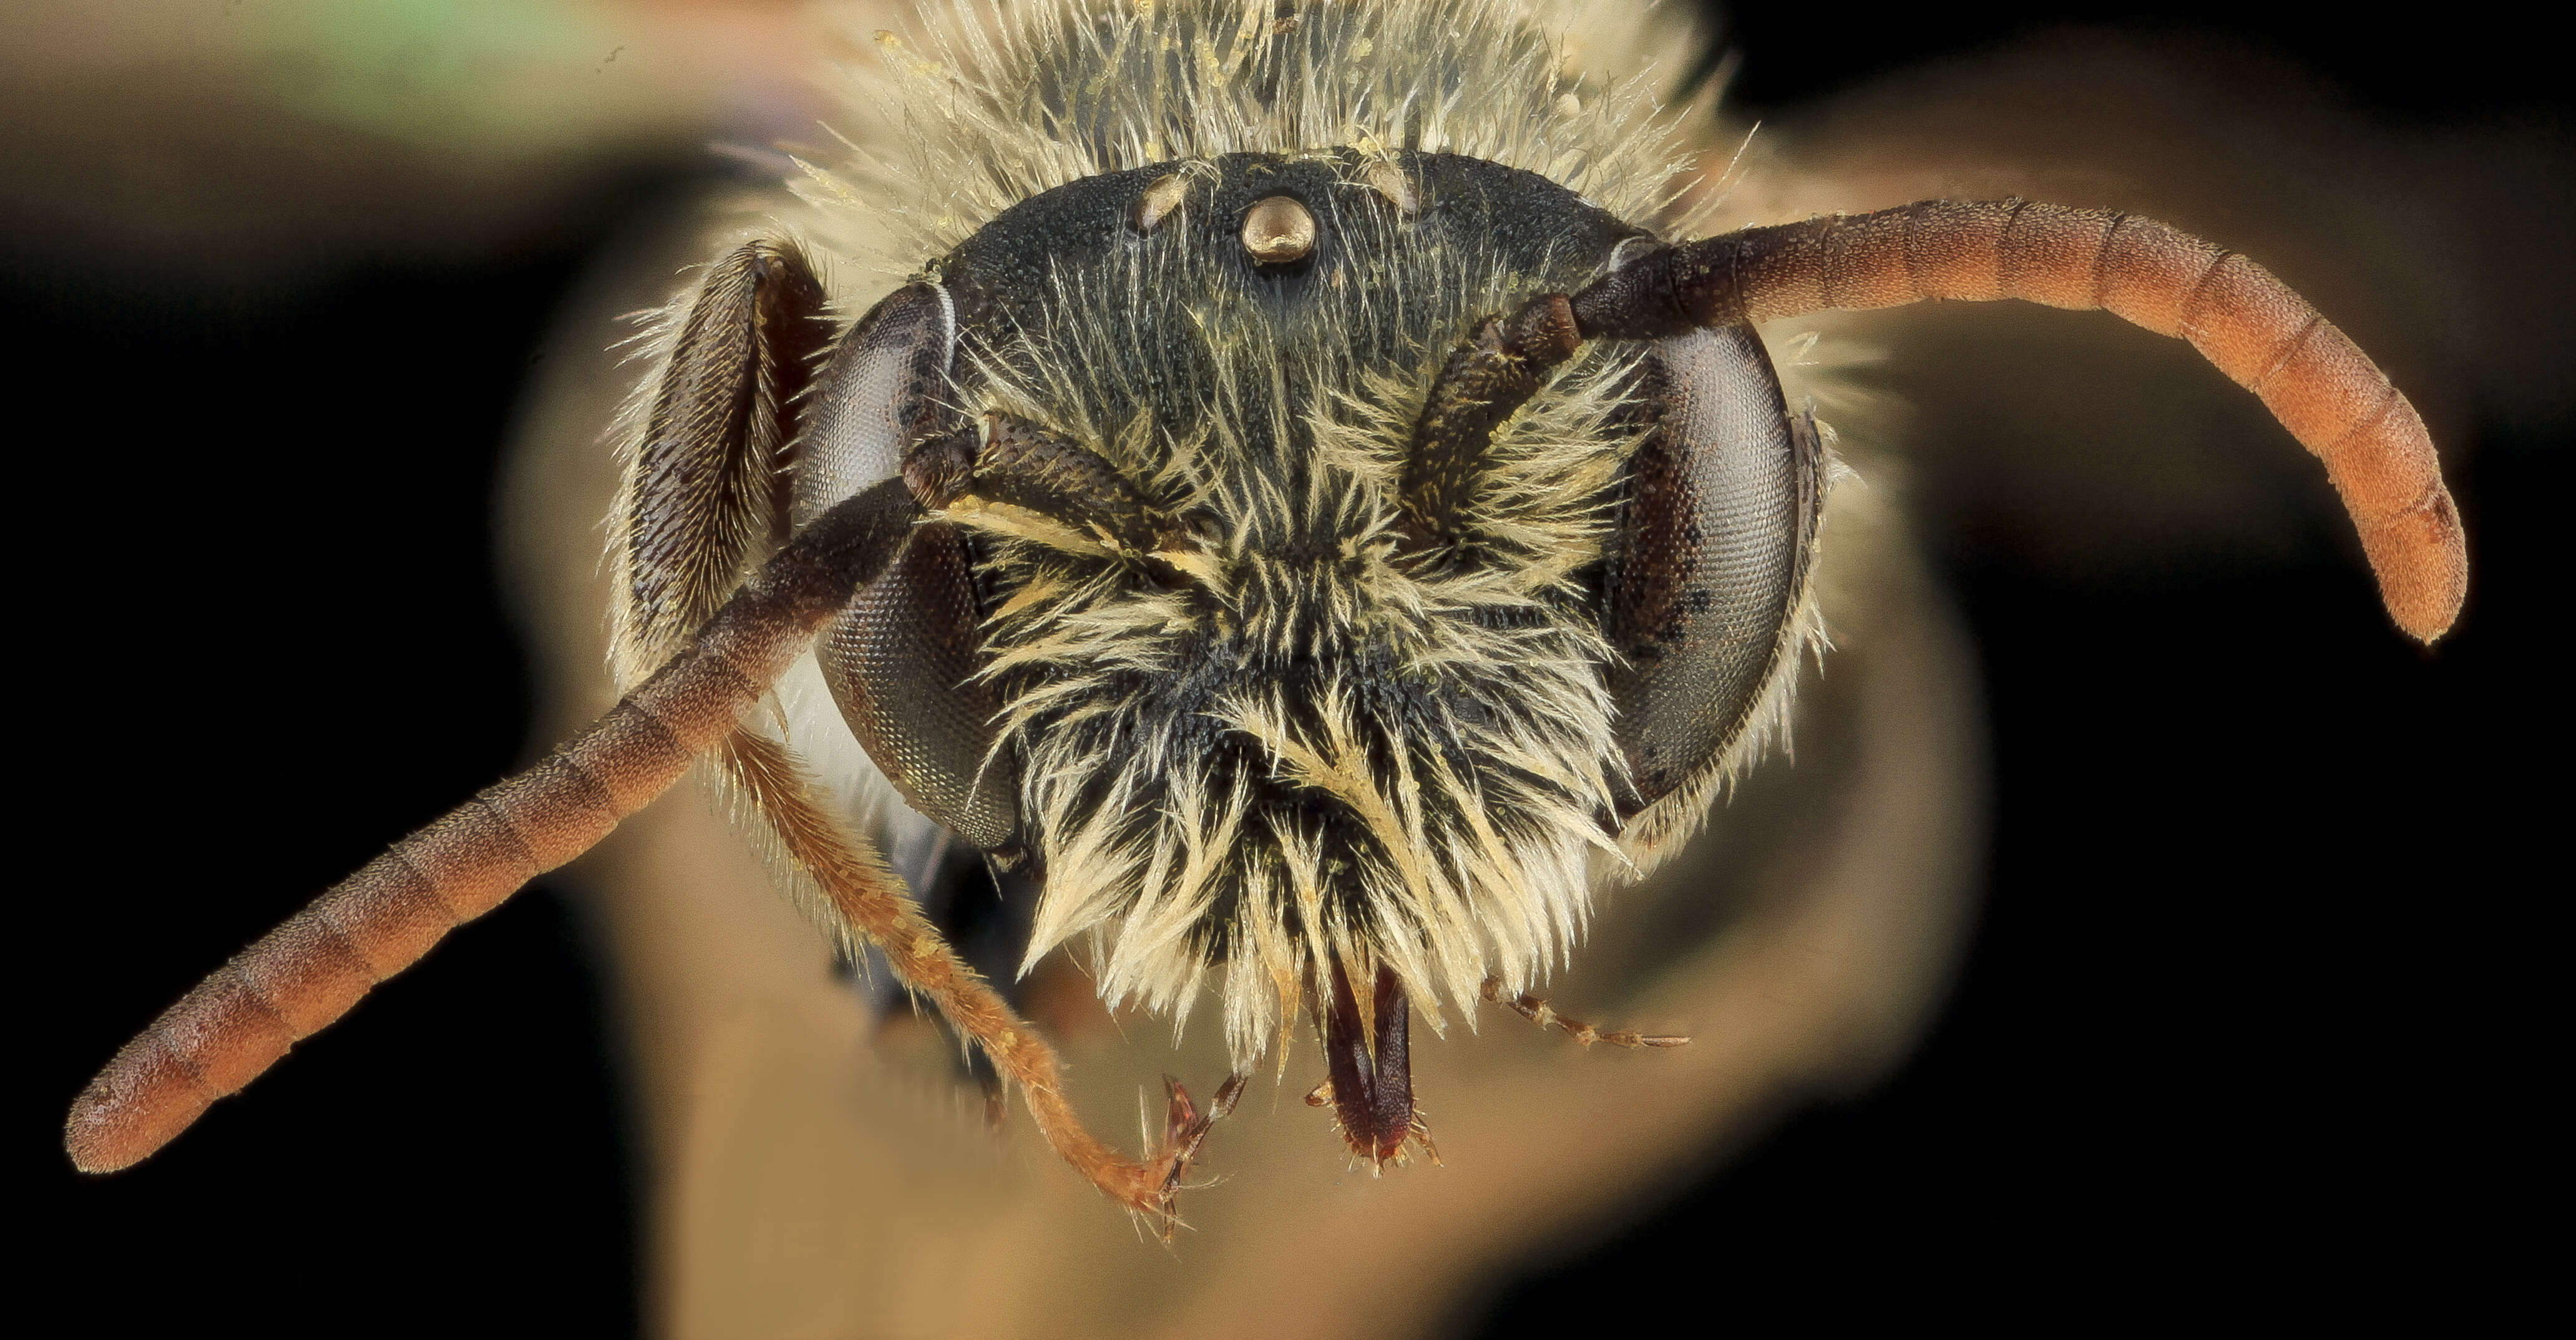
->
[[816, 521, 1018, 851], [1602, 325, 1823, 818], [798, 282, 1019, 850], [793, 283, 955, 532]]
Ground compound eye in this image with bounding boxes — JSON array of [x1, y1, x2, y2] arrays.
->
[[799, 283, 1020, 852], [1241, 195, 1316, 265], [793, 283, 954, 533], [1601, 326, 1823, 820], [817, 520, 1018, 851]]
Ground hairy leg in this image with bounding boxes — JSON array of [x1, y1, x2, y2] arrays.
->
[[721, 727, 1240, 1227], [1478, 976, 1691, 1051]]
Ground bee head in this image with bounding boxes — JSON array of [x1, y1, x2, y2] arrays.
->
[[799, 149, 1817, 1071], [791, 2, 1821, 1074]]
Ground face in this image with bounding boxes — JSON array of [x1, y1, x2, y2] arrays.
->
[[801, 148, 1823, 1127]]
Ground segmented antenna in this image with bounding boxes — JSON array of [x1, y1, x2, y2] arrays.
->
[[64, 482, 920, 1174], [1411, 199, 2467, 641]]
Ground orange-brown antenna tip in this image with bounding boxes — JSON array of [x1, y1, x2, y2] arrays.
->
[[65, 1041, 206, 1173], [2363, 489, 2469, 643]]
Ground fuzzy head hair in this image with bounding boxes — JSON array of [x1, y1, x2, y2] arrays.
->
[[793, 0, 1800, 1074], [803, 0, 1708, 266]]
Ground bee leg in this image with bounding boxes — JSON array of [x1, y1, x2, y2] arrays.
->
[[1159, 1073, 1247, 1188], [920, 855, 1046, 1124], [616, 240, 833, 677], [620, 256, 1236, 1219], [618, 241, 932, 1005], [702, 676, 1246, 1225], [1478, 976, 1690, 1050]]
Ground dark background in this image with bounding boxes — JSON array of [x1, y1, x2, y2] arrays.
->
[[1483, 2, 2568, 1329], [16, 4, 2560, 1333]]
